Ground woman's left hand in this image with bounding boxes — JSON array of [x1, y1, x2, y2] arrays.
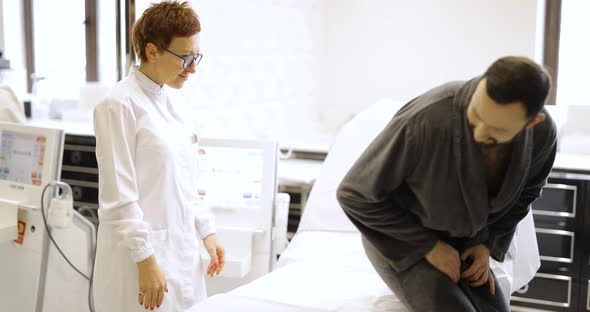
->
[[203, 234, 225, 276]]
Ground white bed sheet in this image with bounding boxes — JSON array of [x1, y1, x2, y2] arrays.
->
[[195, 231, 407, 312]]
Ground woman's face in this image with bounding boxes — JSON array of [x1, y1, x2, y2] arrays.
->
[[159, 33, 200, 89]]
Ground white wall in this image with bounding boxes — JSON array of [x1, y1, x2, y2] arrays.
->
[[2, 0, 540, 147], [171, 0, 541, 147], [319, 0, 540, 132], [169, 0, 324, 146]]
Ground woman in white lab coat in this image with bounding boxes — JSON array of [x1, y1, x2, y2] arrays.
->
[[92, 2, 224, 311]]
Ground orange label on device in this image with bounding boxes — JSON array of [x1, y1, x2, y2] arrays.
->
[[14, 221, 26, 245]]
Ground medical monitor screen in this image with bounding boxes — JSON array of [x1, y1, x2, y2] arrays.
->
[[0, 130, 46, 186], [197, 146, 264, 209]]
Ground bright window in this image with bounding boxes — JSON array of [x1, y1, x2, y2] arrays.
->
[[556, 0, 590, 106], [33, 0, 86, 100]]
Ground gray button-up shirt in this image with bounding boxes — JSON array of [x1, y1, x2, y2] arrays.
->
[[337, 77, 557, 272]]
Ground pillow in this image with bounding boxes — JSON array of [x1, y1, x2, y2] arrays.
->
[[298, 99, 404, 232]]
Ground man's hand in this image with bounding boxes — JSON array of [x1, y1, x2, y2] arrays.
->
[[460, 244, 495, 295], [425, 240, 461, 283], [203, 234, 225, 276]]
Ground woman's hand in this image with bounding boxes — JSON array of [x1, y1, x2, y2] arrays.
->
[[203, 234, 225, 276], [137, 256, 168, 310]]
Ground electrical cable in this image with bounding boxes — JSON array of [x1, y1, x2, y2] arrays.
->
[[40, 183, 96, 312]]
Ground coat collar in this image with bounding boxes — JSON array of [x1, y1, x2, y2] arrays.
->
[[129, 66, 165, 96], [451, 78, 533, 234]]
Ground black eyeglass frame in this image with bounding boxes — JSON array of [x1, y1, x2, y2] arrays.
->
[[165, 48, 203, 68]]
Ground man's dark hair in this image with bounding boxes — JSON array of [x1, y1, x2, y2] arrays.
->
[[483, 56, 552, 118]]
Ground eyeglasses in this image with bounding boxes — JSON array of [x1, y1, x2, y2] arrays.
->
[[165, 48, 203, 69]]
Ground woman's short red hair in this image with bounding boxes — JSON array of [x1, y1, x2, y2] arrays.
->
[[131, 1, 200, 63]]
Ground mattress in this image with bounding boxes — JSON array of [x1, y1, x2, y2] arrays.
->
[[194, 231, 407, 312]]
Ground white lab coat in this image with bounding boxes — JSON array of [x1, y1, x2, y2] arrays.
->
[[92, 66, 215, 312]]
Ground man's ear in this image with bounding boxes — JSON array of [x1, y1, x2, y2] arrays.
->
[[525, 113, 546, 129], [144, 43, 160, 63]]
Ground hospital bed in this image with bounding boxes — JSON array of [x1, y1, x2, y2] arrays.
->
[[194, 99, 541, 311]]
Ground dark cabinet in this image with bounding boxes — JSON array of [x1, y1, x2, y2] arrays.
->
[[511, 171, 590, 312], [512, 272, 573, 308], [59, 134, 99, 224]]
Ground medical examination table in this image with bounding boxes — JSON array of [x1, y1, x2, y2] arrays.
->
[[194, 100, 541, 311]]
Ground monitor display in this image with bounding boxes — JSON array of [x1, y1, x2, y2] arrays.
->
[[0, 130, 46, 186], [197, 146, 264, 209]]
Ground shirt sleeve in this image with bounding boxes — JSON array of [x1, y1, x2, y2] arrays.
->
[[94, 98, 154, 263], [486, 127, 557, 262], [336, 117, 439, 272]]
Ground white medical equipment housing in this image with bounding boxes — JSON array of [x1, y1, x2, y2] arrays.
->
[[0, 122, 64, 205], [196, 138, 287, 295], [0, 122, 64, 311], [0, 122, 96, 312]]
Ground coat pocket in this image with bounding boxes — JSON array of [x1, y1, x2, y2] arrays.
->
[[149, 228, 169, 265], [150, 228, 168, 241]]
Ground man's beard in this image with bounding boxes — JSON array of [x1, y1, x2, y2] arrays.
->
[[477, 140, 512, 151]]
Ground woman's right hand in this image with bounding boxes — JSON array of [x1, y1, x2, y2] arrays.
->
[[137, 255, 168, 310]]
